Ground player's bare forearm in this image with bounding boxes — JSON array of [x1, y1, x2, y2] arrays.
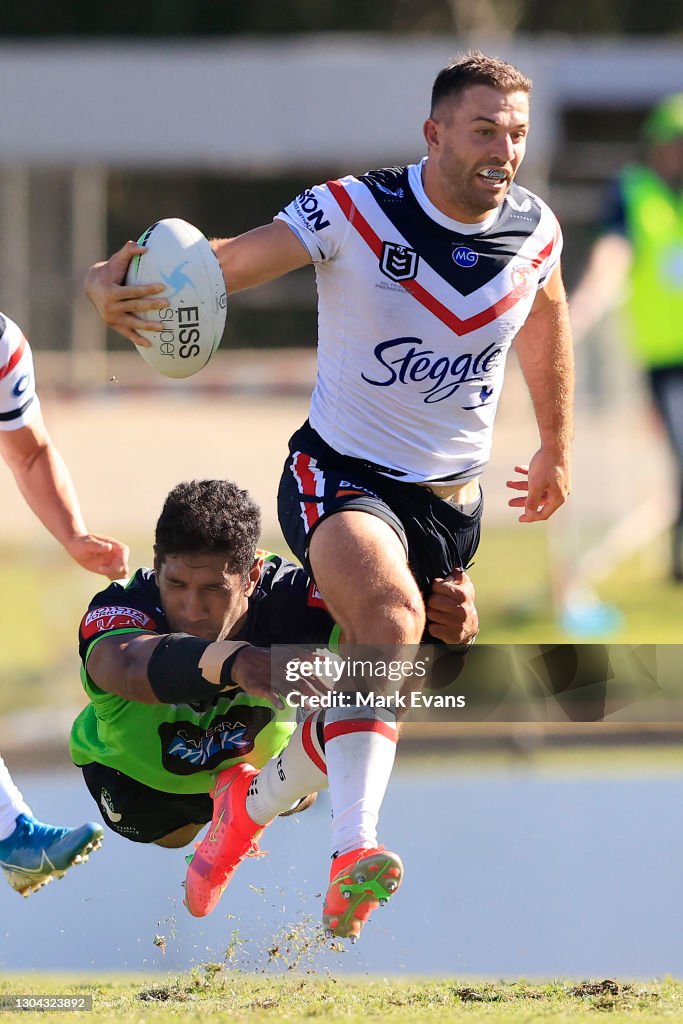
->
[[512, 265, 574, 522], [86, 632, 165, 703], [210, 221, 311, 293], [87, 633, 332, 710], [515, 266, 574, 457], [85, 222, 310, 347], [0, 418, 86, 547], [0, 418, 129, 578]]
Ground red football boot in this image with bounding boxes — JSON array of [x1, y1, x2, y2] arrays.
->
[[322, 845, 404, 942], [184, 763, 268, 918]]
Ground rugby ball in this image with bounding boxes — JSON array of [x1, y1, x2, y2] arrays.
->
[[126, 218, 227, 379]]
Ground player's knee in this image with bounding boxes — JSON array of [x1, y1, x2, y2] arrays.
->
[[343, 592, 425, 645], [390, 596, 426, 644]]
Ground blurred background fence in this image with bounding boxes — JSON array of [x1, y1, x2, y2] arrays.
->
[[2, 35, 681, 520], [1, 16, 683, 740], [2, 35, 683, 359]]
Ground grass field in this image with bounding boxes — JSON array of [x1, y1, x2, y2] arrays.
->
[[1, 974, 683, 1023], [1, 525, 681, 716]]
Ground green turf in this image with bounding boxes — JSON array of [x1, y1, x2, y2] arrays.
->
[[1, 974, 682, 1023], [0, 527, 681, 714]]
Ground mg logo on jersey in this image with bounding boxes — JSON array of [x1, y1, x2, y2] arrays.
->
[[379, 242, 419, 282], [453, 246, 479, 268]]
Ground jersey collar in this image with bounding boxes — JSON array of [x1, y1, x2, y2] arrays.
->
[[408, 157, 500, 235]]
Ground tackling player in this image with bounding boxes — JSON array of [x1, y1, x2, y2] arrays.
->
[[85, 52, 571, 937], [71, 478, 477, 938], [0, 311, 130, 897]]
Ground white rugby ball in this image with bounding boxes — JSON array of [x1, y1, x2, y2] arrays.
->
[[126, 218, 227, 379]]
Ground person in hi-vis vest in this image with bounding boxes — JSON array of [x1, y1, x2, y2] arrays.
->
[[571, 94, 683, 580]]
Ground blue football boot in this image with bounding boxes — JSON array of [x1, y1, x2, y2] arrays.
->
[[0, 814, 103, 896]]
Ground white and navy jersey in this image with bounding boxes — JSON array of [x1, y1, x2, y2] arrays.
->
[[0, 313, 40, 432], [276, 159, 562, 483]]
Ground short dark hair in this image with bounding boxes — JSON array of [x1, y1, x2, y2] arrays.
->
[[430, 50, 532, 117], [154, 479, 261, 577]]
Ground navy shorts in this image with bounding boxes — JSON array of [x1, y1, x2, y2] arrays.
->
[[277, 421, 483, 595], [82, 762, 212, 845]]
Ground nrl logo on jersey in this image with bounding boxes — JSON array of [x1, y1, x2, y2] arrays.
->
[[379, 242, 419, 282]]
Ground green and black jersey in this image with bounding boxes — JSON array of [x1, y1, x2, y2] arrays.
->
[[70, 554, 337, 794]]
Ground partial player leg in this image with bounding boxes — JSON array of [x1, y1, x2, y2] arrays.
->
[[647, 367, 683, 581], [81, 761, 212, 848], [245, 710, 328, 823], [321, 704, 404, 941], [184, 713, 329, 918], [308, 511, 422, 940], [0, 754, 103, 897], [0, 753, 31, 838], [155, 822, 205, 848]]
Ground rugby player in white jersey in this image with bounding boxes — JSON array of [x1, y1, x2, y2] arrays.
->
[[86, 51, 573, 940], [0, 312, 129, 896]]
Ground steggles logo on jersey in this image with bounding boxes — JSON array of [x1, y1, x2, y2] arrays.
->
[[379, 242, 419, 282], [361, 336, 503, 404]]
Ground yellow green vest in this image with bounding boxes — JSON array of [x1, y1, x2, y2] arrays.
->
[[621, 165, 683, 367]]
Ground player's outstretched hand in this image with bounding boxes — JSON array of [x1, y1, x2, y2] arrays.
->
[[230, 645, 333, 710], [426, 569, 478, 643], [85, 241, 167, 348], [65, 533, 130, 580], [506, 451, 570, 523]]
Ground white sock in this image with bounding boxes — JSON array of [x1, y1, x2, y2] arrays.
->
[[323, 705, 398, 858], [0, 755, 32, 841], [246, 711, 328, 826]]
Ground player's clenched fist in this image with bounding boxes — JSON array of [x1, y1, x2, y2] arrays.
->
[[426, 569, 478, 644]]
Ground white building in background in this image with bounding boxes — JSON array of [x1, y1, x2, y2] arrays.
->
[[2, 36, 683, 169]]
